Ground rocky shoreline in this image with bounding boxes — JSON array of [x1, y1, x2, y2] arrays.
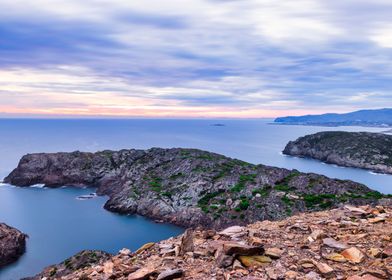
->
[[0, 223, 27, 267], [27, 204, 392, 279], [283, 131, 392, 175], [4, 148, 389, 229]]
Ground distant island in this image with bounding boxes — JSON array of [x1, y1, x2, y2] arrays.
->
[[274, 108, 392, 127], [5, 148, 387, 230], [283, 131, 392, 174]]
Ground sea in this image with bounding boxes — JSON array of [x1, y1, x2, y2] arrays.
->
[[0, 118, 390, 279]]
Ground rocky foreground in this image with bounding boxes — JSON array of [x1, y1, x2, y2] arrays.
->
[[29, 204, 392, 280], [283, 132, 392, 175], [4, 148, 388, 229], [0, 223, 27, 267]]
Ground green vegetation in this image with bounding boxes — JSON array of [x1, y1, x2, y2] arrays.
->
[[281, 195, 293, 206], [161, 191, 172, 199], [307, 178, 318, 188], [49, 268, 57, 277], [274, 171, 300, 192], [230, 174, 257, 193], [197, 154, 214, 160], [197, 190, 224, 213], [239, 198, 250, 210], [274, 184, 292, 192], [303, 194, 336, 209], [213, 161, 236, 180], [64, 259, 72, 269], [149, 177, 163, 192], [169, 172, 184, 180], [252, 187, 270, 197]]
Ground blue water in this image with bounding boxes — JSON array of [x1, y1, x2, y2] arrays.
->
[[0, 118, 391, 279]]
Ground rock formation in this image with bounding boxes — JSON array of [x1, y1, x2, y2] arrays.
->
[[25, 250, 112, 280], [5, 148, 388, 229], [27, 204, 392, 279], [283, 131, 392, 174], [0, 223, 27, 267]]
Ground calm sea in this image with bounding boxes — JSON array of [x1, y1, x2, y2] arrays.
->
[[0, 118, 390, 279]]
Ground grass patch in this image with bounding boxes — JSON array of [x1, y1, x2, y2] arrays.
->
[[274, 184, 292, 192], [149, 177, 163, 192], [303, 194, 336, 208], [230, 173, 257, 193], [281, 195, 293, 206], [169, 172, 184, 180], [239, 198, 250, 210]]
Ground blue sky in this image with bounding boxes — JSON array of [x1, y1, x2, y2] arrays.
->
[[1, 0, 392, 118]]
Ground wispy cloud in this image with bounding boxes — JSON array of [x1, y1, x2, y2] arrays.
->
[[0, 0, 392, 117]]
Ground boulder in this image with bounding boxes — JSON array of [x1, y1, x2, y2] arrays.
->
[[0, 223, 27, 267]]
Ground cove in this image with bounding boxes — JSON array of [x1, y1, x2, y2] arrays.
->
[[0, 184, 184, 280]]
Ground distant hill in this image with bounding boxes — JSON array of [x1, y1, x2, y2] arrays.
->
[[274, 108, 392, 127]]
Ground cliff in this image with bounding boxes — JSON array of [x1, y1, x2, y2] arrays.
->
[[27, 204, 392, 279], [4, 148, 387, 229], [283, 131, 392, 174], [0, 223, 27, 267]]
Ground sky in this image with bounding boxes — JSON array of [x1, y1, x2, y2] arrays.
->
[[1, 0, 392, 118]]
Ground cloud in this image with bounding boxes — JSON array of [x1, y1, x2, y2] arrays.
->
[[0, 0, 392, 117]]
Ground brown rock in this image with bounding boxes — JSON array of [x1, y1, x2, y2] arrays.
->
[[222, 242, 264, 256], [238, 255, 272, 267], [325, 253, 346, 263], [368, 217, 386, 224], [344, 205, 367, 214], [128, 267, 156, 280], [315, 262, 334, 276], [361, 275, 385, 280], [157, 269, 184, 280], [135, 242, 155, 255], [249, 236, 263, 246], [368, 248, 382, 258], [215, 247, 234, 268], [383, 245, 392, 257], [180, 229, 194, 255], [219, 226, 245, 236], [322, 238, 349, 250], [265, 247, 283, 259], [341, 247, 365, 263], [285, 270, 298, 279], [202, 230, 216, 239], [310, 229, 325, 241]]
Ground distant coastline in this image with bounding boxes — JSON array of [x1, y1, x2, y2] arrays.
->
[[274, 108, 392, 128]]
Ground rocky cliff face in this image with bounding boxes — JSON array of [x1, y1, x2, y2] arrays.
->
[[283, 131, 392, 175], [26, 204, 392, 280], [0, 223, 27, 267], [4, 148, 386, 229]]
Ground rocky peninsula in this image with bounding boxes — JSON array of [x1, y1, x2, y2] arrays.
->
[[27, 204, 392, 279], [0, 223, 27, 267], [5, 148, 388, 229], [283, 131, 392, 175]]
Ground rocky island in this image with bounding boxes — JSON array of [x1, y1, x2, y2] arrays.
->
[[0, 223, 27, 267], [27, 204, 392, 279], [283, 131, 392, 175], [5, 148, 388, 229]]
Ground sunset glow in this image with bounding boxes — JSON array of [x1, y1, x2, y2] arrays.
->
[[1, 0, 392, 117]]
